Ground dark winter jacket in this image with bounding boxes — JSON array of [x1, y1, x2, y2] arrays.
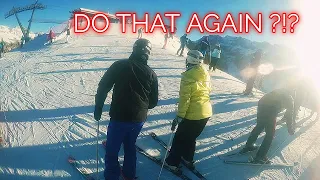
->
[[258, 88, 295, 132], [94, 55, 158, 122], [180, 35, 188, 45]]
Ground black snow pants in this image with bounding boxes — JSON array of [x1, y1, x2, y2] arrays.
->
[[245, 105, 277, 159], [177, 43, 186, 55], [244, 70, 257, 93], [166, 118, 209, 166]]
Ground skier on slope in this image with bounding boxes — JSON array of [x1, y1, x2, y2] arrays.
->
[[176, 34, 188, 56], [162, 33, 169, 49], [0, 39, 5, 58], [165, 50, 213, 170], [137, 27, 143, 39], [240, 88, 296, 164], [66, 27, 71, 43], [48, 29, 55, 44], [94, 38, 158, 180], [243, 49, 263, 95], [209, 43, 222, 71]]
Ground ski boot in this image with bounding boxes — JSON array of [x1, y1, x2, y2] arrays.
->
[[165, 159, 182, 173], [181, 157, 195, 170], [251, 156, 271, 164], [239, 144, 259, 154]]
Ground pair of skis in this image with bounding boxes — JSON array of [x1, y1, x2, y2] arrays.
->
[[219, 147, 297, 168], [149, 132, 207, 180], [103, 140, 189, 179]]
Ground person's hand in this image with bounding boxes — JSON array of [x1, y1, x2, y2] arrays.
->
[[94, 108, 102, 121], [171, 116, 183, 131]]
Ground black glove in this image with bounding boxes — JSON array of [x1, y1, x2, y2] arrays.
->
[[171, 116, 183, 131], [94, 107, 102, 121]]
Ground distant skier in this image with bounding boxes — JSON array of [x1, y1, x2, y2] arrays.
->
[[162, 32, 173, 49], [243, 49, 263, 95], [137, 27, 143, 39], [240, 88, 296, 164], [0, 39, 4, 58], [198, 36, 211, 65], [94, 38, 158, 180], [198, 36, 210, 57], [162, 33, 169, 49], [176, 34, 188, 56], [165, 50, 212, 170], [48, 29, 55, 44], [209, 43, 222, 71], [66, 27, 71, 43]]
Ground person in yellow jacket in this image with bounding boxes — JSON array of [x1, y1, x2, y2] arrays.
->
[[165, 50, 213, 170]]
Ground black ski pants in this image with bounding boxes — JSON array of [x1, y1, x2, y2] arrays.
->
[[244, 70, 257, 93], [166, 118, 209, 166], [245, 105, 277, 159], [177, 43, 186, 55]]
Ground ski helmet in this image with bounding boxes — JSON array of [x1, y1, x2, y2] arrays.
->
[[186, 50, 204, 65], [132, 38, 152, 61]]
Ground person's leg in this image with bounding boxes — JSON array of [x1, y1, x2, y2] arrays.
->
[[181, 118, 208, 162], [244, 106, 266, 148], [104, 121, 128, 180], [255, 117, 276, 159], [122, 122, 144, 179], [177, 45, 182, 55], [165, 120, 189, 166], [179, 44, 186, 56], [244, 73, 257, 94]]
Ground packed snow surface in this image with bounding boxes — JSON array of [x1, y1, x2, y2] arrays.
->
[[0, 24, 319, 180]]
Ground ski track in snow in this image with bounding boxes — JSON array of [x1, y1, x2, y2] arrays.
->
[[0, 25, 319, 180]]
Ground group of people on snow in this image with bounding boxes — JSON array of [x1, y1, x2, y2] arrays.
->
[[93, 32, 313, 179], [94, 38, 212, 179]]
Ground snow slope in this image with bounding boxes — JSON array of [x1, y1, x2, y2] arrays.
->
[[0, 24, 319, 180]]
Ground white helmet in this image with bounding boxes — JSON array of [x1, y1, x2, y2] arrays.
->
[[186, 50, 204, 65]]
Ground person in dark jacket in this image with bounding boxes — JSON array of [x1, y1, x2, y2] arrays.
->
[[176, 34, 188, 56], [243, 49, 263, 95], [198, 36, 210, 57], [240, 88, 296, 164], [94, 38, 158, 180], [137, 27, 143, 39], [0, 39, 4, 58]]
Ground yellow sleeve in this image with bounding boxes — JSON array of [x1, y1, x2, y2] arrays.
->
[[177, 79, 193, 118]]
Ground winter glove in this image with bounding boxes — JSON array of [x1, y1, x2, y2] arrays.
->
[[171, 116, 183, 131], [94, 107, 102, 121]]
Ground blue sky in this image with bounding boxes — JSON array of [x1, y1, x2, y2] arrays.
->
[[0, 0, 301, 47]]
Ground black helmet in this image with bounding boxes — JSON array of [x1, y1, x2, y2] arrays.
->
[[132, 38, 152, 62]]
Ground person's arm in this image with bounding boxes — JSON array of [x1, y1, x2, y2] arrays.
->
[[148, 74, 159, 109], [177, 78, 193, 118], [94, 63, 118, 120]]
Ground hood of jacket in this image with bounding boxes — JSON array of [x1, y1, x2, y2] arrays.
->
[[181, 64, 210, 82]]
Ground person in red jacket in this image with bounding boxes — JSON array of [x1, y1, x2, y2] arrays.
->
[[48, 29, 55, 44]]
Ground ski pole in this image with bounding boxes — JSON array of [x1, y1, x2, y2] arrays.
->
[[157, 128, 175, 180], [96, 120, 100, 180]]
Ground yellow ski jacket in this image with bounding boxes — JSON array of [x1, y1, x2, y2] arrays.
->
[[177, 64, 213, 120]]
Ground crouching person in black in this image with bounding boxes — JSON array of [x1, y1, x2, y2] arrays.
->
[[240, 88, 296, 164]]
